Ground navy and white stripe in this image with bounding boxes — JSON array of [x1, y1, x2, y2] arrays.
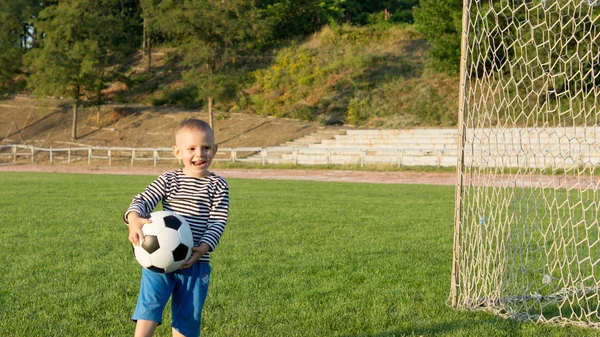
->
[[124, 168, 229, 263]]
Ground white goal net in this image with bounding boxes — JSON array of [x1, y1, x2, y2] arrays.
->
[[453, 0, 600, 327]]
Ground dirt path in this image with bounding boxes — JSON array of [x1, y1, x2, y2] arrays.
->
[[0, 164, 457, 186]]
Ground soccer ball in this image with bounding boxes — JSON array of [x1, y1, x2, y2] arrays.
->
[[132, 211, 194, 273]]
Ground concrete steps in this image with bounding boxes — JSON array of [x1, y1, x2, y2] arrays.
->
[[242, 128, 348, 162], [281, 128, 348, 148], [221, 127, 600, 168]]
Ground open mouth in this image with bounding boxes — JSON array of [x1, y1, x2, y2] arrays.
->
[[192, 160, 206, 168]]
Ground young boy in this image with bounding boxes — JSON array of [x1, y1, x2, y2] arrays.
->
[[124, 118, 229, 337]]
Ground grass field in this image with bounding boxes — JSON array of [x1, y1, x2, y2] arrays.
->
[[0, 172, 596, 336]]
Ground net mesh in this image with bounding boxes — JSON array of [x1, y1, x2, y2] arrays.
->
[[454, 0, 600, 327]]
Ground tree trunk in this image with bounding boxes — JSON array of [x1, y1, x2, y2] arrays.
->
[[208, 96, 214, 132], [72, 85, 80, 140], [142, 16, 147, 56], [147, 36, 152, 72], [141, 0, 146, 55], [72, 101, 78, 140]]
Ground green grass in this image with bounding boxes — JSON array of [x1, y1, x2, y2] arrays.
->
[[0, 172, 596, 336]]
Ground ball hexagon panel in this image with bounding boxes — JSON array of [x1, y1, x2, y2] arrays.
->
[[157, 228, 182, 251], [151, 248, 175, 269], [179, 226, 194, 248]]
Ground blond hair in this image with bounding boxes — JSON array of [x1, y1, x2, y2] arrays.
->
[[176, 119, 212, 134]]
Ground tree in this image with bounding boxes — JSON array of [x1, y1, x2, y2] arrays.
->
[[141, 0, 160, 71], [157, 0, 266, 131], [0, 0, 41, 93], [343, 0, 419, 24], [25, 0, 127, 140], [413, 0, 462, 73], [260, 0, 335, 41]]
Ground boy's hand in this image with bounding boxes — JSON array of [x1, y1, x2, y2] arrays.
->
[[180, 243, 211, 269], [127, 212, 151, 246]]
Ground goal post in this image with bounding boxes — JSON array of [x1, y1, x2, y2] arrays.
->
[[453, 0, 600, 327]]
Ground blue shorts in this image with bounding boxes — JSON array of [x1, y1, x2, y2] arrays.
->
[[132, 263, 211, 337]]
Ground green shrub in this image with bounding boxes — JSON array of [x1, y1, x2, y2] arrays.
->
[[291, 106, 314, 121], [250, 94, 278, 116], [413, 0, 462, 75], [346, 96, 372, 125], [215, 112, 229, 120], [151, 97, 168, 106], [151, 85, 200, 108], [132, 74, 149, 85], [244, 23, 458, 127]]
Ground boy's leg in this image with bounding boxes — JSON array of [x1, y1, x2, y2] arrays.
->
[[171, 327, 185, 337], [132, 268, 175, 333], [171, 263, 211, 337], [135, 320, 159, 337]]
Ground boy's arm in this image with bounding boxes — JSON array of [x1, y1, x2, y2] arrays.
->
[[123, 174, 169, 246], [123, 174, 169, 224]]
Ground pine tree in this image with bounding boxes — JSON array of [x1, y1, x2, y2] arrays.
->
[[0, 0, 40, 92], [157, 0, 265, 131], [25, 0, 126, 139]]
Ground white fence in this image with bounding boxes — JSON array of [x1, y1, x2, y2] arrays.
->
[[0, 144, 459, 168]]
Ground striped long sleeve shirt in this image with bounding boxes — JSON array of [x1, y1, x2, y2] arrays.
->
[[124, 168, 229, 263]]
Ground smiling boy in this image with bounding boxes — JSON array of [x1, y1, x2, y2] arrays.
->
[[172, 119, 218, 179], [124, 119, 229, 337]]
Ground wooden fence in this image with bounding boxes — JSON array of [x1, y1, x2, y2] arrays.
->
[[0, 144, 458, 168]]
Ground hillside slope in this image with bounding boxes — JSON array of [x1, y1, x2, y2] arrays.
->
[[0, 96, 330, 149], [111, 25, 460, 129], [1, 25, 461, 150]]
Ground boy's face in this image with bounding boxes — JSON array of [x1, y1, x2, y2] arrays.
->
[[172, 128, 218, 178]]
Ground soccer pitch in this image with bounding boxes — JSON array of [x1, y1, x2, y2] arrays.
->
[[0, 172, 595, 336]]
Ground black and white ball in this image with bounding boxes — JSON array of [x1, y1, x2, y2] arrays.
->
[[133, 211, 194, 273]]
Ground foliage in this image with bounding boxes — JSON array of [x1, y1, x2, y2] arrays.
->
[[248, 24, 431, 125], [140, 0, 160, 39], [346, 0, 420, 24], [413, 0, 462, 74], [24, 0, 131, 102], [260, 0, 331, 41], [0, 0, 470, 127], [346, 75, 459, 127], [155, 0, 266, 120], [151, 85, 200, 109], [0, 0, 41, 93], [257, 0, 419, 41]]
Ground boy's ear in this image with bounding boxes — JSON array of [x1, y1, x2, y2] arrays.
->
[[172, 145, 181, 159], [214, 144, 219, 153]]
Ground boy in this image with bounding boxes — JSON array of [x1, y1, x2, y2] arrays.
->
[[124, 118, 229, 337]]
